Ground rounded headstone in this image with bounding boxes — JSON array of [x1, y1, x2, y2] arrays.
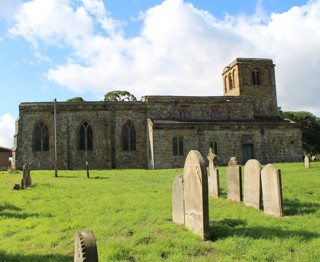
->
[[183, 150, 209, 240], [74, 230, 98, 262]]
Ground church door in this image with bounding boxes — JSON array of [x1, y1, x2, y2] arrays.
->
[[242, 144, 254, 164]]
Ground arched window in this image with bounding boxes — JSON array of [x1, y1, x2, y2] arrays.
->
[[79, 121, 93, 151], [228, 73, 233, 90], [232, 69, 236, 89], [33, 122, 49, 151], [122, 120, 136, 151]]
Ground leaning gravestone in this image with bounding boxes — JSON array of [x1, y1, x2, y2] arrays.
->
[[74, 230, 98, 262], [207, 147, 219, 198], [183, 150, 209, 240], [172, 174, 185, 225], [261, 164, 284, 217], [22, 163, 32, 188], [304, 155, 310, 168], [226, 157, 242, 202], [243, 159, 262, 210]]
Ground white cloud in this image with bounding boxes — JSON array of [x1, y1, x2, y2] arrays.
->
[[9, 0, 94, 49], [8, 0, 320, 115], [0, 113, 15, 148], [0, 0, 22, 21]]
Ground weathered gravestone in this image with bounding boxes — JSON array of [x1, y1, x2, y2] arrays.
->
[[22, 163, 32, 188], [304, 155, 310, 168], [183, 150, 209, 240], [226, 157, 242, 202], [261, 164, 284, 217], [172, 174, 185, 225], [74, 230, 98, 262], [207, 147, 219, 198], [243, 159, 262, 210]]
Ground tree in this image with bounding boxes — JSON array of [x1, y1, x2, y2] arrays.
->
[[280, 111, 320, 156], [104, 90, 137, 102], [66, 97, 84, 102]]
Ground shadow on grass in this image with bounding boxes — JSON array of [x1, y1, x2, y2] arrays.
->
[[55, 175, 79, 179], [0, 251, 72, 262], [209, 218, 319, 241], [0, 203, 53, 219], [0, 202, 21, 212], [91, 176, 110, 179], [283, 198, 320, 216], [219, 188, 227, 198]]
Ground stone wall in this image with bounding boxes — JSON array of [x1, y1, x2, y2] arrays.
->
[[14, 102, 148, 170], [151, 120, 302, 169]]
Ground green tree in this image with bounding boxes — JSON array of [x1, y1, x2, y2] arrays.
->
[[66, 97, 84, 102], [104, 90, 137, 102], [280, 111, 320, 156]]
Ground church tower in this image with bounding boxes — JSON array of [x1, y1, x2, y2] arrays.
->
[[222, 58, 278, 117]]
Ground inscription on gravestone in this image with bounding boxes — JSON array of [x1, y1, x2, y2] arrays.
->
[[207, 148, 219, 198], [261, 164, 283, 217], [183, 150, 209, 240], [172, 174, 185, 225], [243, 159, 262, 210], [226, 157, 242, 202]]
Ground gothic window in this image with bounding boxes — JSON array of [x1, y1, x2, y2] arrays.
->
[[122, 120, 136, 151], [252, 69, 260, 85], [173, 136, 184, 156], [33, 122, 49, 152], [79, 121, 93, 151]]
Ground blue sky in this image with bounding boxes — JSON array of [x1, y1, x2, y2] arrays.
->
[[0, 0, 319, 148]]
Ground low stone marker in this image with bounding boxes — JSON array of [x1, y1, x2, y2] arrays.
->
[[183, 150, 209, 240], [74, 230, 98, 262], [226, 157, 242, 202], [304, 155, 310, 168], [261, 164, 284, 217], [172, 174, 185, 225], [243, 159, 262, 210], [22, 163, 32, 188], [207, 148, 219, 198]]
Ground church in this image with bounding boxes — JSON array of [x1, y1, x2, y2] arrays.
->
[[13, 58, 302, 170]]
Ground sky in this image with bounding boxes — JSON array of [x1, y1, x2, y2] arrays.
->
[[0, 0, 319, 149]]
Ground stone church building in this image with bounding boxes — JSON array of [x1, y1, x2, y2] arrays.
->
[[13, 58, 302, 170]]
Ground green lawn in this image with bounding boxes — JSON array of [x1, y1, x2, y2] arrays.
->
[[0, 162, 320, 261]]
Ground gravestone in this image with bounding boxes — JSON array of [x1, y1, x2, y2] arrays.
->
[[243, 159, 262, 209], [226, 157, 242, 202], [183, 150, 209, 240], [261, 164, 283, 217], [172, 174, 185, 225], [74, 230, 98, 262], [304, 155, 310, 168], [22, 163, 32, 188], [207, 148, 219, 198]]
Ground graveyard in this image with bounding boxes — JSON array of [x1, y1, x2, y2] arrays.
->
[[0, 161, 320, 261]]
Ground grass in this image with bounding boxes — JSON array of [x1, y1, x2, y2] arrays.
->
[[0, 162, 320, 261]]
